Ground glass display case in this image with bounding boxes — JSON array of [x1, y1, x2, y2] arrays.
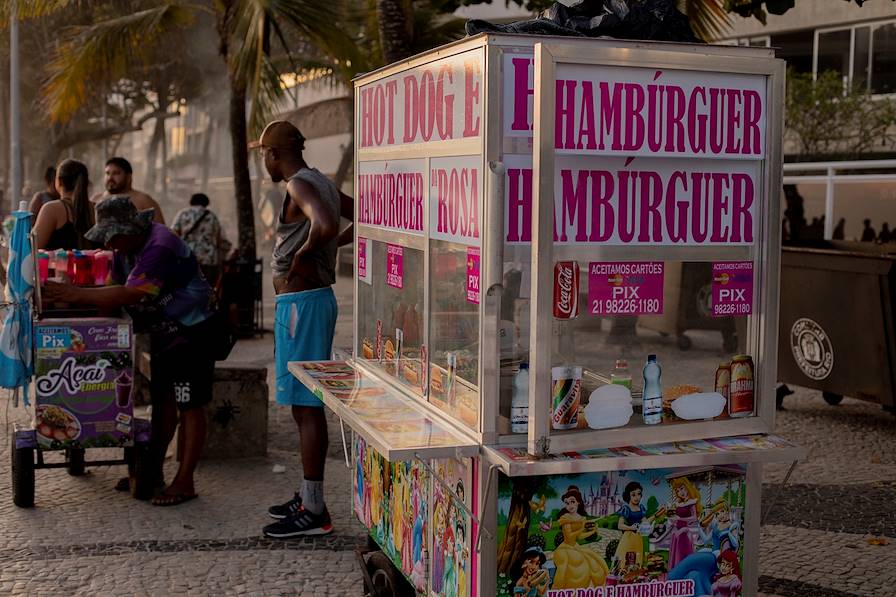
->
[[292, 34, 803, 597]]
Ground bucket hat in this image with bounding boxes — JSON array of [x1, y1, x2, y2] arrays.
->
[[85, 195, 154, 245]]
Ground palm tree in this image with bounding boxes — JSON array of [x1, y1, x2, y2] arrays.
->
[[20, 0, 344, 260]]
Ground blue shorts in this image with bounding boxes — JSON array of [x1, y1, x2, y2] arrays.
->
[[275, 287, 337, 407]]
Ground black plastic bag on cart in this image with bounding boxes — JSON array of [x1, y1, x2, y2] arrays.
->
[[465, 0, 702, 44]]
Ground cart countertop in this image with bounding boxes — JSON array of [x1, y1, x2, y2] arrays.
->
[[481, 433, 805, 477], [288, 360, 478, 461]]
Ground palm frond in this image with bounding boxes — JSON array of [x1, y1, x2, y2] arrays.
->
[[680, 0, 731, 42], [42, 3, 196, 123], [0, 0, 76, 26], [248, 53, 289, 136]]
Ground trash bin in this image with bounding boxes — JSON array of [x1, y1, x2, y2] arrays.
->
[[777, 241, 896, 412], [222, 257, 263, 338]]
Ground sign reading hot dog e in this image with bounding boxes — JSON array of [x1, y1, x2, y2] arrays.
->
[[358, 49, 483, 149]]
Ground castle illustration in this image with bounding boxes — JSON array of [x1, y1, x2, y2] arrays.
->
[[584, 475, 622, 518]]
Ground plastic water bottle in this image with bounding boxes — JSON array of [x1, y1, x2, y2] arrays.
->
[[642, 354, 663, 425], [511, 362, 530, 433]]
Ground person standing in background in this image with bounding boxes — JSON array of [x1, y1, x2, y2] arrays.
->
[[171, 193, 231, 285], [91, 157, 166, 224], [33, 159, 96, 250], [28, 167, 60, 218], [861, 219, 876, 243], [250, 120, 353, 538]]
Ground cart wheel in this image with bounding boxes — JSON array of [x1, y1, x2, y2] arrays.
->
[[130, 446, 155, 501], [366, 551, 415, 597], [822, 392, 844, 406], [722, 332, 738, 353], [66, 448, 86, 476], [11, 436, 35, 508], [676, 335, 692, 351]]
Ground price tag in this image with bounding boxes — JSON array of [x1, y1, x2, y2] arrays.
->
[[588, 262, 664, 316]]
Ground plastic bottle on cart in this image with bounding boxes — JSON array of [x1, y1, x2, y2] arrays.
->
[[610, 360, 633, 390], [511, 362, 530, 433], [642, 355, 663, 425]]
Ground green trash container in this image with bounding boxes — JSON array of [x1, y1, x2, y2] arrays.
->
[[777, 241, 896, 412]]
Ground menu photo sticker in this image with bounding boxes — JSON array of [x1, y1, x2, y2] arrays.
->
[[712, 261, 753, 317], [386, 243, 404, 289], [358, 237, 371, 285]]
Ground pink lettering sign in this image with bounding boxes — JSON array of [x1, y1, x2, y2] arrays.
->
[[357, 159, 426, 235], [503, 55, 767, 160], [505, 154, 758, 247], [386, 244, 404, 289], [357, 237, 371, 285], [359, 49, 483, 149], [588, 262, 664, 316], [429, 155, 481, 246], [466, 247, 480, 305], [712, 261, 753, 317]]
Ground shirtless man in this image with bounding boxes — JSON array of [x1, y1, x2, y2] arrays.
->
[[91, 157, 165, 224]]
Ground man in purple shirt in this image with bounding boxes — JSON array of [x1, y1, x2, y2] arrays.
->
[[44, 196, 215, 506]]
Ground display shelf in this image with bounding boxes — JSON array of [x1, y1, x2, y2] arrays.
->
[[287, 360, 478, 461], [482, 433, 804, 477]]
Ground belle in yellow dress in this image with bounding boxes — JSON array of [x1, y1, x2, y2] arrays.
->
[[541, 486, 609, 589]]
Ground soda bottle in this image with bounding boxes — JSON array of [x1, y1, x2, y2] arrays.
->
[[610, 359, 633, 390], [642, 354, 663, 425], [510, 362, 530, 433]]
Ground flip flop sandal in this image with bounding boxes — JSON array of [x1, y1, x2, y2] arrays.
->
[[151, 492, 198, 507]]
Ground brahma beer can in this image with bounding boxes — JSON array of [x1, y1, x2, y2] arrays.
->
[[728, 355, 754, 417], [551, 366, 582, 430], [553, 261, 580, 319]]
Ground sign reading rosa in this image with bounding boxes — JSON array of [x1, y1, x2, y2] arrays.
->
[[37, 357, 110, 396]]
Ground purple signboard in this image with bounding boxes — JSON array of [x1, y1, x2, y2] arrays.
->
[[712, 261, 753, 317], [466, 247, 480, 304], [34, 318, 134, 449], [386, 244, 404, 289], [588, 261, 664, 316]]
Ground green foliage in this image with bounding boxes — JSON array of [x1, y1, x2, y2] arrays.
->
[[785, 69, 896, 159], [646, 495, 660, 518]]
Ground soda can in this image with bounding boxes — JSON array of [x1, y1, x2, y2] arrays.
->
[[714, 362, 731, 399], [728, 355, 754, 417], [551, 366, 582, 430], [553, 261, 580, 319]]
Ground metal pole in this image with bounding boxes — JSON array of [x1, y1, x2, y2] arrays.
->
[[10, 0, 22, 212], [824, 166, 834, 240]]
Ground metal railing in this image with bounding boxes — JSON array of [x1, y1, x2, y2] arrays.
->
[[782, 159, 896, 239]]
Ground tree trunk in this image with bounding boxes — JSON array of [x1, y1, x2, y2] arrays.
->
[[200, 116, 215, 192], [160, 119, 169, 205], [333, 138, 354, 190], [376, 0, 414, 64], [228, 79, 256, 259], [145, 116, 165, 195], [496, 477, 537, 575]]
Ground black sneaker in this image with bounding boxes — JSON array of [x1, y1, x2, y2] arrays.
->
[[263, 507, 333, 538], [268, 492, 303, 519]]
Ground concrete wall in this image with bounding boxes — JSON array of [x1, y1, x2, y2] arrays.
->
[[721, 0, 896, 38]]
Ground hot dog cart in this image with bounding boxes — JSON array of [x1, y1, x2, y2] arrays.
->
[[288, 33, 803, 597]]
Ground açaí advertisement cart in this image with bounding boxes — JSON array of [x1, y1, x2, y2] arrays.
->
[[11, 280, 153, 507], [288, 33, 803, 597]]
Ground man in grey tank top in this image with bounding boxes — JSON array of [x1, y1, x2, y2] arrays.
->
[[250, 121, 354, 538]]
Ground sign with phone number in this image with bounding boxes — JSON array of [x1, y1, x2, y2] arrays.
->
[[588, 261, 664, 316]]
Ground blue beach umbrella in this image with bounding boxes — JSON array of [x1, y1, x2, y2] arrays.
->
[[0, 208, 35, 404]]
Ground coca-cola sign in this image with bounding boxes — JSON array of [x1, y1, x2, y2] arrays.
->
[[553, 261, 580, 319]]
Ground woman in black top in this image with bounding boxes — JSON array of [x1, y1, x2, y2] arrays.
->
[[34, 159, 96, 250]]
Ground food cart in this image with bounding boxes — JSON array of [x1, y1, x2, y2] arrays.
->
[[289, 33, 803, 597], [10, 247, 153, 507]]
